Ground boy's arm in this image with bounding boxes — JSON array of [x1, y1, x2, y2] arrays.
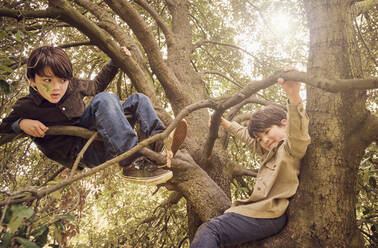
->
[[0, 98, 48, 137], [220, 117, 261, 154], [279, 73, 311, 158], [79, 47, 131, 96], [79, 60, 119, 96]]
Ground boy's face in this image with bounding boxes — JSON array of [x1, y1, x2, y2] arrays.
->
[[255, 119, 287, 151], [29, 66, 69, 104]]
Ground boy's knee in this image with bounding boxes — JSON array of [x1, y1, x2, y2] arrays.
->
[[93, 92, 118, 103], [191, 221, 220, 247], [130, 92, 148, 101]]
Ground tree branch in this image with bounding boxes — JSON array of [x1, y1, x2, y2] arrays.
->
[[348, 112, 378, 148], [104, 0, 187, 106], [220, 96, 285, 149], [351, 0, 378, 17], [279, 71, 378, 92], [201, 70, 285, 161], [0, 7, 61, 19], [0, 99, 216, 206], [201, 70, 243, 88], [193, 40, 264, 66], [134, 0, 174, 46], [58, 41, 92, 48], [232, 166, 258, 178], [48, 0, 170, 122]]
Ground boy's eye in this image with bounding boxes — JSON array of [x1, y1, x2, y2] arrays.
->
[[43, 79, 52, 83]]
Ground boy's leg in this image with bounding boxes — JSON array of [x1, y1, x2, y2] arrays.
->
[[120, 93, 181, 184], [190, 213, 287, 248], [121, 93, 165, 138], [78, 92, 140, 166]]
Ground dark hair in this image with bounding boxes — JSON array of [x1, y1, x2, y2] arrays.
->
[[26, 46, 73, 80], [248, 105, 287, 138]]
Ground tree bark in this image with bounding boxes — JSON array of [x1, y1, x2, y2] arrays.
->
[[287, 1, 367, 247]]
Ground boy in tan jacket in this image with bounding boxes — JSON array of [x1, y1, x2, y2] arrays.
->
[[191, 76, 311, 247]]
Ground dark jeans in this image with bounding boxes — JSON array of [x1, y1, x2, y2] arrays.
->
[[190, 212, 287, 248], [76, 92, 165, 168]]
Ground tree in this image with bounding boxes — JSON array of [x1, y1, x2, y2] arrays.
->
[[0, 0, 377, 247]]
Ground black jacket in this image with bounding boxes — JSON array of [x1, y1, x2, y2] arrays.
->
[[0, 61, 118, 167]]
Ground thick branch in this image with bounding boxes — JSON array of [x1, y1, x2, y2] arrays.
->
[[104, 0, 185, 105], [134, 0, 174, 46], [169, 152, 231, 221], [348, 113, 378, 148], [58, 41, 92, 48], [283, 71, 378, 92]]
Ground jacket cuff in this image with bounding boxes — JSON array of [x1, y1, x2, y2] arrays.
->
[[11, 119, 23, 133]]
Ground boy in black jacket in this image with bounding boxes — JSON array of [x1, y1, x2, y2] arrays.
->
[[0, 46, 186, 185]]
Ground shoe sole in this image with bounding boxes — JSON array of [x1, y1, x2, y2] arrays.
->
[[171, 119, 187, 156], [123, 170, 173, 186]]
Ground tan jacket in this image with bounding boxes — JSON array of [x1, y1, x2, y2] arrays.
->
[[224, 103, 311, 218]]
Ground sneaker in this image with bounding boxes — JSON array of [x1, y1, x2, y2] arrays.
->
[[122, 156, 173, 185], [163, 119, 187, 167]]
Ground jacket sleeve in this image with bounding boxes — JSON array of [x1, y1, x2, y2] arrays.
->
[[284, 102, 311, 159], [226, 121, 264, 156], [0, 98, 29, 133], [78, 60, 119, 96]]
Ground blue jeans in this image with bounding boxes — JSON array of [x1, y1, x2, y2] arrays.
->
[[190, 212, 287, 248], [76, 92, 165, 168]]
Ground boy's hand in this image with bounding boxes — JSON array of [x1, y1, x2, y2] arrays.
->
[[121, 46, 131, 56], [208, 116, 231, 129], [278, 67, 302, 104], [19, 119, 48, 138]]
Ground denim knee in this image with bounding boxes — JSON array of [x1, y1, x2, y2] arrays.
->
[[129, 92, 149, 102], [92, 92, 119, 104], [191, 221, 221, 248]]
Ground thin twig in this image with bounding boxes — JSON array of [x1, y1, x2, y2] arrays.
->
[[69, 132, 98, 178]]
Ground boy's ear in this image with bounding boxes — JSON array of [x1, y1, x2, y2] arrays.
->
[[281, 119, 287, 127], [28, 78, 38, 90]]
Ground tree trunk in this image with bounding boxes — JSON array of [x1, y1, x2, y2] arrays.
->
[[240, 1, 367, 247], [277, 1, 366, 247]]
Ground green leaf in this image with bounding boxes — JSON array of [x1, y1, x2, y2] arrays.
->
[[2, 207, 12, 224], [10, 205, 34, 219], [0, 232, 12, 248], [53, 221, 64, 232], [368, 176, 376, 188], [363, 208, 370, 215], [15, 237, 40, 248], [56, 214, 75, 222], [7, 205, 33, 234], [32, 226, 49, 247], [0, 65, 13, 74], [8, 215, 24, 234], [31, 225, 48, 237], [0, 79, 10, 94], [49, 190, 62, 200]]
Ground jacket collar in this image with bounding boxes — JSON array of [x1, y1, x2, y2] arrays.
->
[[261, 140, 284, 165]]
